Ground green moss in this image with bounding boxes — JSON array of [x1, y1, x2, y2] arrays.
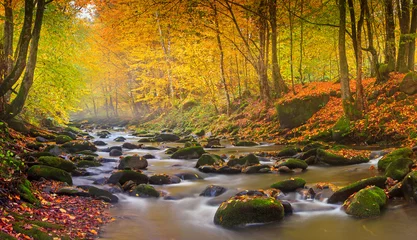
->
[[213, 196, 284, 228], [327, 176, 387, 203], [196, 154, 224, 168], [184, 141, 201, 148], [131, 184, 160, 198], [344, 186, 387, 218], [13, 222, 53, 240], [276, 158, 308, 170], [227, 154, 260, 167], [107, 170, 149, 185], [402, 171, 417, 202], [61, 141, 97, 153], [277, 146, 300, 157], [234, 141, 258, 147], [18, 179, 39, 205], [38, 156, 76, 172], [331, 116, 351, 141], [385, 157, 413, 180], [118, 156, 148, 170], [77, 160, 102, 168], [270, 178, 306, 192], [28, 165, 73, 185], [55, 135, 72, 144], [171, 146, 206, 159], [317, 149, 369, 166], [75, 150, 98, 156], [0, 232, 16, 240], [378, 148, 413, 171]]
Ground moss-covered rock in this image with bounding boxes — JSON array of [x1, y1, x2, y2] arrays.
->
[[38, 156, 76, 172], [78, 185, 118, 203], [12, 222, 54, 240], [118, 156, 148, 170], [384, 157, 413, 180], [171, 146, 206, 159], [343, 186, 387, 218], [62, 141, 97, 153], [277, 146, 301, 157], [317, 149, 369, 165], [275, 158, 308, 170], [155, 133, 180, 142], [378, 148, 413, 171], [149, 174, 181, 185], [302, 142, 327, 152], [77, 160, 102, 168], [270, 178, 306, 192], [227, 153, 260, 167], [18, 179, 39, 205], [195, 154, 224, 168], [130, 184, 160, 198], [55, 135, 73, 144], [276, 94, 329, 129], [401, 171, 417, 202], [242, 164, 271, 174], [28, 165, 72, 185], [107, 170, 149, 185], [331, 116, 351, 141], [75, 150, 98, 156], [213, 196, 284, 228], [399, 71, 417, 95], [234, 141, 258, 147], [327, 176, 387, 204]]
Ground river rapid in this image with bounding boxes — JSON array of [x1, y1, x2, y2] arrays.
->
[[73, 130, 417, 240]]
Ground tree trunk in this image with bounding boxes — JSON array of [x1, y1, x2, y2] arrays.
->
[[408, 0, 417, 70], [397, 0, 411, 73], [299, 0, 304, 85], [258, 0, 271, 101], [384, 0, 396, 71], [339, 0, 351, 102], [355, 0, 366, 117]]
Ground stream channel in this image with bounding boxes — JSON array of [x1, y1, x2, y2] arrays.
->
[[73, 129, 417, 240]]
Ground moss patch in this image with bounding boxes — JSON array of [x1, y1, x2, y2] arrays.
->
[[28, 165, 73, 185], [344, 186, 387, 218], [38, 156, 76, 172], [55, 135, 73, 144], [378, 148, 413, 171], [171, 146, 206, 159], [227, 154, 260, 167], [195, 154, 224, 168], [77, 160, 102, 168], [270, 178, 306, 192], [130, 184, 160, 198], [276, 158, 308, 170]]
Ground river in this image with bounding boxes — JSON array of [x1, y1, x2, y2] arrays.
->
[[73, 130, 417, 240]]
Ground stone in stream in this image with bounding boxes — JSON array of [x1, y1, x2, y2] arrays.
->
[[38, 156, 76, 172], [200, 185, 227, 197], [233, 141, 258, 147], [142, 154, 155, 159], [28, 165, 73, 185], [78, 185, 118, 203], [114, 136, 127, 142], [97, 131, 111, 138], [174, 172, 204, 181], [47, 145, 66, 156], [77, 160, 102, 168], [107, 170, 149, 185], [130, 184, 160, 198], [93, 178, 107, 185], [242, 164, 271, 174], [277, 146, 301, 157], [109, 149, 123, 157], [281, 200, 293, 215], [99, 158, 118, 163], [213, 196, 284, 228], [316, 149, 369, 165], [122, 142, 141, 149], [327, 176, 387, 204], [57, 187, 90, 197], [62, 141, 97, 153], [343, 186, 387, 218], [401, 171, 417, 202], [277, 166, 294, 173], [384, 157, 413, 180], [93, 140, 107, 146], [149, 174, 181, 185], [377, 148, 413, 171], [118, 156, 148, 170], [369, 150, 388, 159], [109, 146, 123, 152], [141, 146, 161, 151], [227, 154, 260, 167], [270, 178, 306, 192], [154, 133, 180, 142], [171, 146, 206, 159], [302, 142, 327, 152], [122, 180, 137, 191], [275, 158, 308, 170], [205, 138, 222, 148], [55, 135, 73, 144], [195, 154, 224, 168], [165, 147, 179, 154]]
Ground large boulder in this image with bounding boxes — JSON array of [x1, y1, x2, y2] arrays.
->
[[270, 178, 306, 192], [122, 142, 141, 149], [118, 156, 148, 170], [130, 184, 160, 198], [317, 149, 369, 166], [399, 71, 417, 95], [171, 146, 206, 159], [149, 174, 181, 185], [28, 165, 72, 185], [107, 170, 149, 185], [384, 157, 413, 180], [93, 140, 107, 146], [55, 135, 73, 144], [276, 94, 329, 129], [195, 154, 224, 168], [109, 149, 123, 157], [277, 146, 301, 157], [174, 172, 204, 181], [62, 141, 97, 153], [275, 158, 308, 170], [155, 133, 180, 142], [327, 176, 387, 204], [343, 186, 387, 218], [38, 156, 76, 172], [378, 148, 413, 171], [227, 154, 260, 167], [78, 185, 118, 203], [200, 185, 227, 197], [213, 196, 284, 228], [402, 171, 417, 202]]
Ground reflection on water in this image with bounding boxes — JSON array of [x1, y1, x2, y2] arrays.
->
[[74, 131, 417, 240]]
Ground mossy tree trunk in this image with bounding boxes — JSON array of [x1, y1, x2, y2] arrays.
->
[[397, 0, 411, 73], [384, 0, 396, 72]]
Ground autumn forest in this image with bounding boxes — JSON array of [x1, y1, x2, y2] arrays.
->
[[1, 0, 417, 239]]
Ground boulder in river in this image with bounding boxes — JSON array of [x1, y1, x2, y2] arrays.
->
[[242, 164, 271, 174], [205, 138, 222, 148], [327, 176, 387, 204], [55, 135, 73, 144], [343, 186, 387, 218], [109, 149, 123, 157], [270, 178, 306, 192], [227, 154, 260, 167], [200, 185, 227, 197], [114, 136, 126, 142], [213, 195, 284, 228], [78, 185, 119, 203], [155, 133, 180, 142], [77, 160, 102, 168], [38, 156, 76, 172], [28, 165, 72, 185], [62, 141, 97, 153], [234, 141, 258, 147], [93, 140, 107, 146], [277, 146, 301, 157], [275, 158, 308, 170], [130, 184, 160, 198], [174, 172, 203, 181], [384, 157, 413, 180], [57, 187, 90, 197], [171, 146, 206, 159], [195, 154, 224, 168], [118, 156, 148, 170], [122, 142, 141, 149], [97, 131, 111, 138], [317, 149, 369, 165], [378, 147, 413, 171], [107, 170, 149, 185], [149, 174, 181, 185], [401, 171, 417, 202]]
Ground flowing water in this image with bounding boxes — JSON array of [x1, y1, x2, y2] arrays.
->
[[73, 130, 417, 240]]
